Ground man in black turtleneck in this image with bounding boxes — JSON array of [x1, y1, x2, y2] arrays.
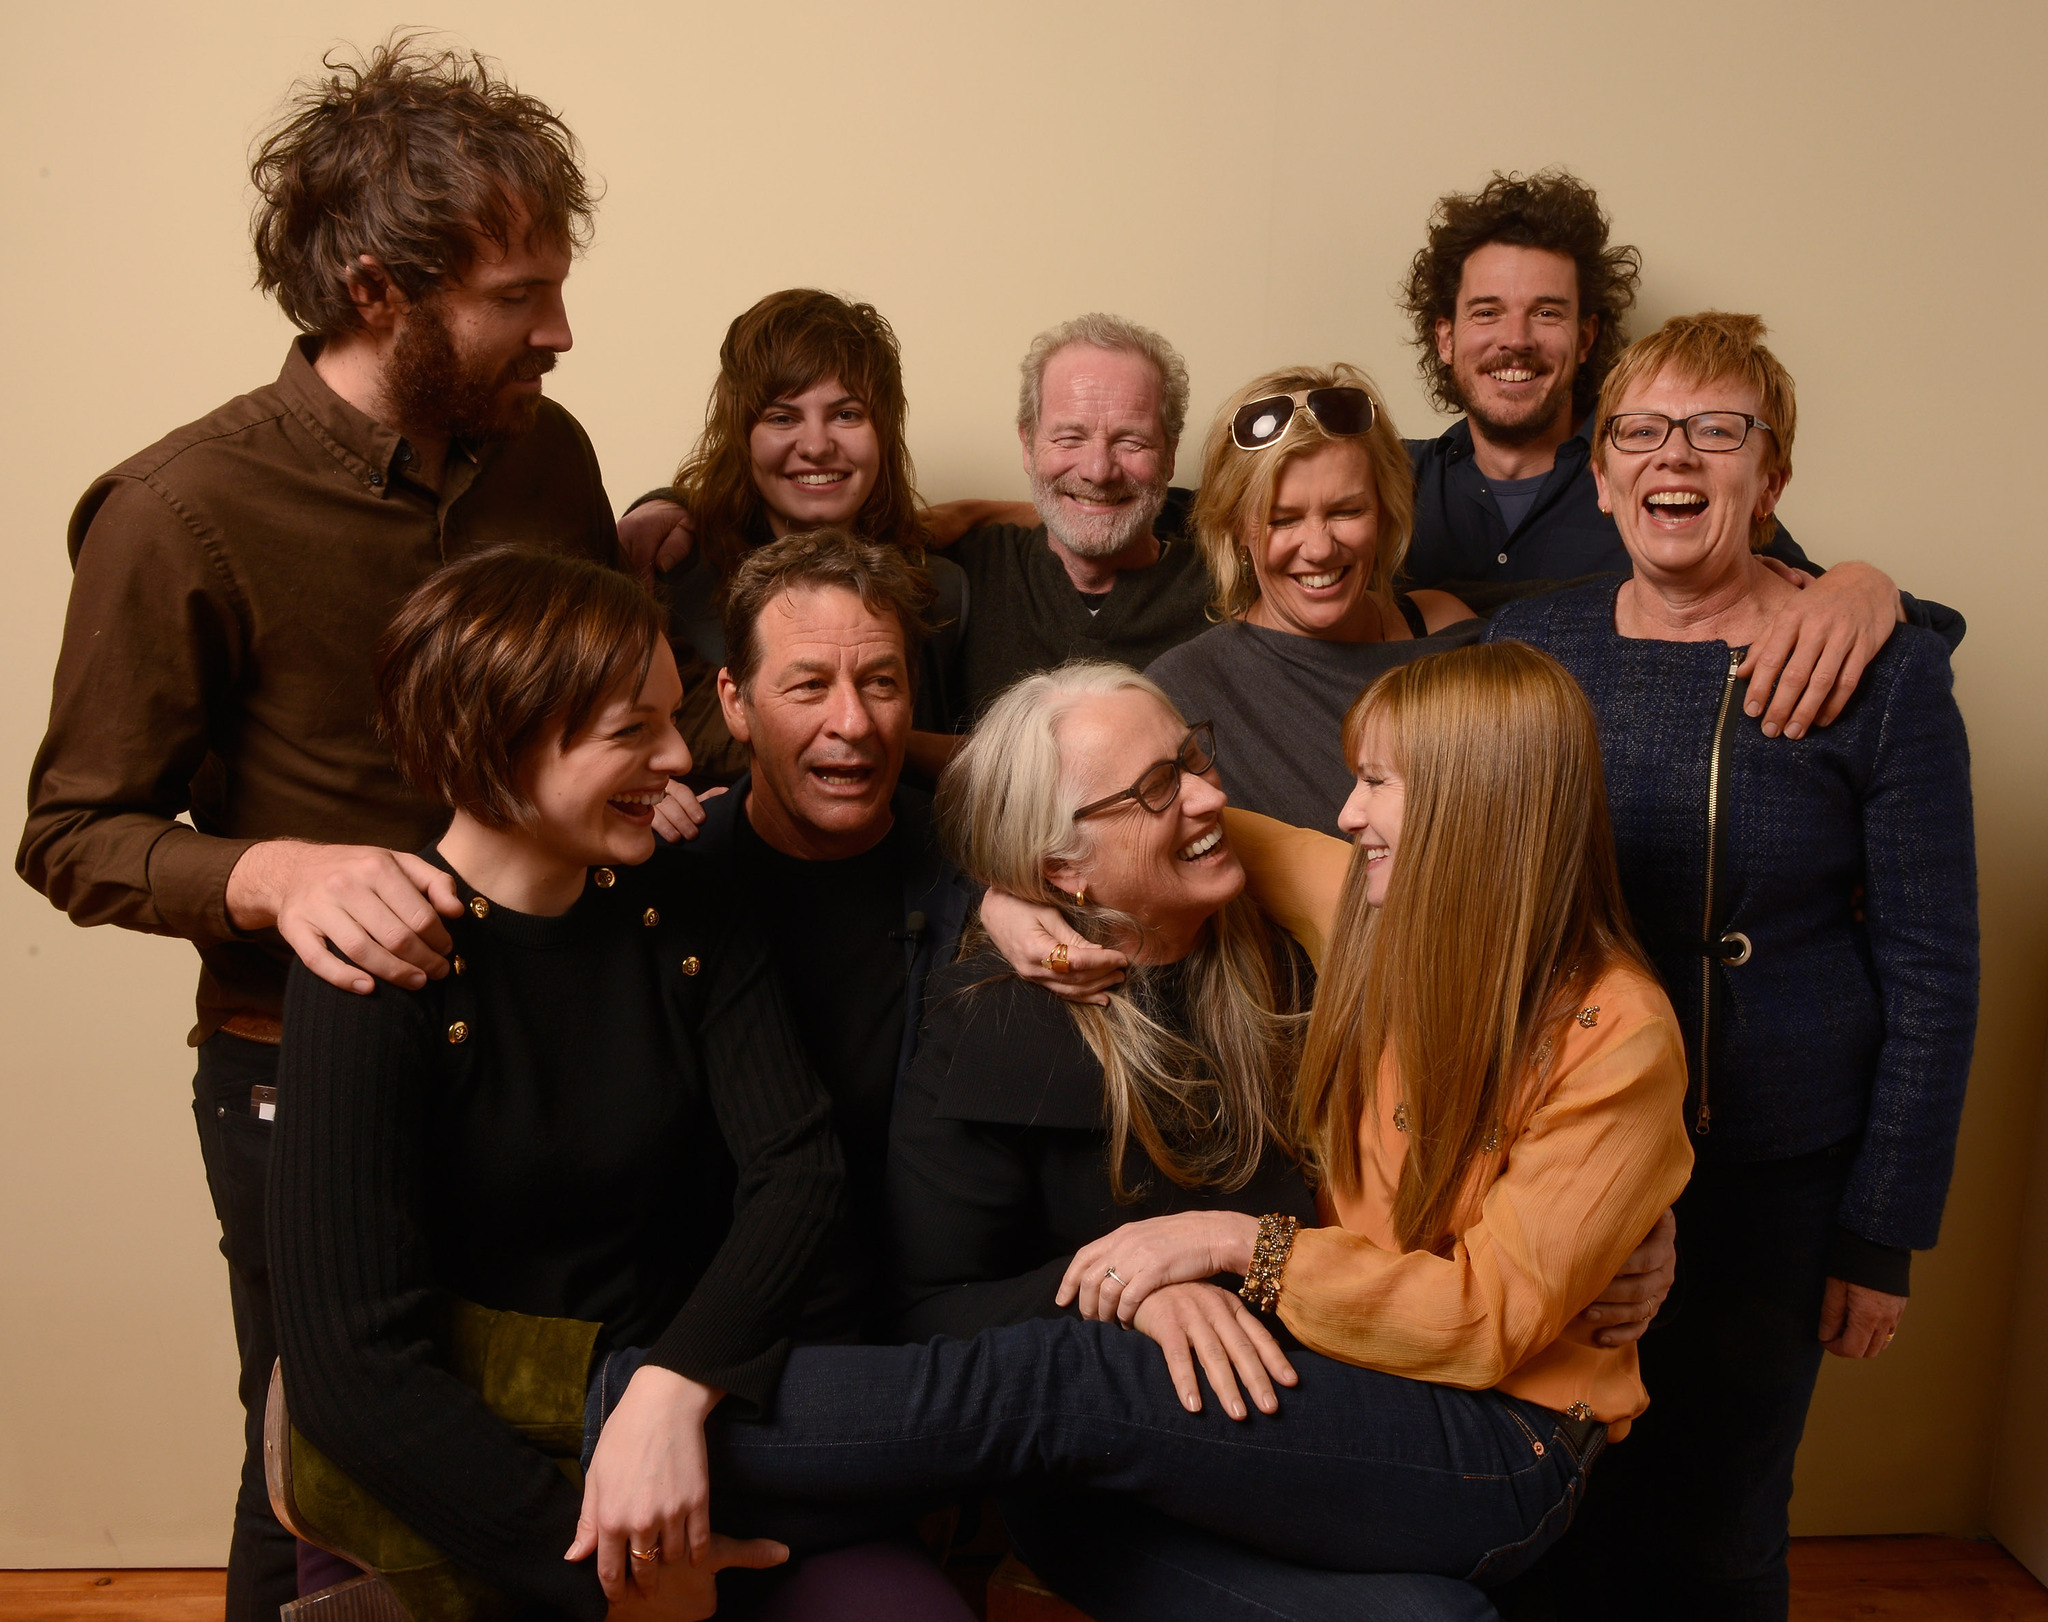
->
[[665, 530, 972, 1340]]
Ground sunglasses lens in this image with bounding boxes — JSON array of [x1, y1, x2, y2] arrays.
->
[[1232, 396, 1295, 449], [1306, 387, 1373, 436]]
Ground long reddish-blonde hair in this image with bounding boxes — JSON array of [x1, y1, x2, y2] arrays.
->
[[1291, 641, 1649, 1252]]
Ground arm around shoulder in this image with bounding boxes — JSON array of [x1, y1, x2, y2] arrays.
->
[[1221, 808, 1352, 972]]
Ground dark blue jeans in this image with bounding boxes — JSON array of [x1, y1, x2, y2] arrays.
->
[[706, 1316, 1602, 1586], [1541, 1143, 1854, 1621], [1003, 1494, 1502, 1622], [190, 1032, 299, 1622]]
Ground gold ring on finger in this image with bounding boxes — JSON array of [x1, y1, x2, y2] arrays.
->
[[630, 1544, 660, 1562]]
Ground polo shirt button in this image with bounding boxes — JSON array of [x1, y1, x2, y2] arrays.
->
[[1497, 552, 1509, 564]]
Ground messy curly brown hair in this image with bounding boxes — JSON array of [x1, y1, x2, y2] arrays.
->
[[250, 33, 597, 337], [1401, 169, 1642, 422], [671, 289, 928, 583]]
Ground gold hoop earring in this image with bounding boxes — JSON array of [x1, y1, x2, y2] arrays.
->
[[1073, 884, 1087, 908]]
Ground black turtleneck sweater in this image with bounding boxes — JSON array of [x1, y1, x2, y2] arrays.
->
[[267, 844, 844, 1620]]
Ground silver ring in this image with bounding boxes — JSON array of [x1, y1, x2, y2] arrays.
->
[[1106, 1267, 1127, 1285]]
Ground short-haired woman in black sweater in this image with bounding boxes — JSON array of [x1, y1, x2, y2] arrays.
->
[[268, 549, 852, 1619]]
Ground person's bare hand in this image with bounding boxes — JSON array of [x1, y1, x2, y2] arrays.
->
[[225, 839, 462, 995], [653, 781, 726, 844], [1058, 1210, 1259, 1325], [618, 499, 696, 578], [567, 1365, 725, 1601], [978, 889, 1127, 1004], [1819, 1277, 1907, 1359], [1130, 1282, 1297, 1420], [1574, 1207, 1676, 1348], [599, 1532, 788, 1621], [1738, 560, 1900, 739]]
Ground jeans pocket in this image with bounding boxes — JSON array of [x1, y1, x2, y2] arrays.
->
[[1462, 1454, 1589, 1587]]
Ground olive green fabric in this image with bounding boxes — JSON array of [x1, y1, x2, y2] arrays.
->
[[287, 1300, 602, 1622]]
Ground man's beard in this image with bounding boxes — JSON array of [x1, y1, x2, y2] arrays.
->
[[387, 298, 554, 445], [1029, 466, 1168, 559], [1455, 352, 1576, 447]]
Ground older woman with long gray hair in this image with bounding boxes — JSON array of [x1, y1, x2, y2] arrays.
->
[[887, 659, 1499, 1622]]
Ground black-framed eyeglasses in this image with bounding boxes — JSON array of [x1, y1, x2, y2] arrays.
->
[[1073, 723, 1218, 820], [1605, 411, 1775, 454], [1230, 387, 1375, 451]]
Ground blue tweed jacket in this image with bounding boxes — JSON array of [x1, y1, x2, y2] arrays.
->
[[1488, 580, 1978, 1255]]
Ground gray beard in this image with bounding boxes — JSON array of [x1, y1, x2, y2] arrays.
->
[[1030, 468, 1167, 559]]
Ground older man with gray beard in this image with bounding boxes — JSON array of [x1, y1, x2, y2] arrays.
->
[[941, 314, 1213, 723]]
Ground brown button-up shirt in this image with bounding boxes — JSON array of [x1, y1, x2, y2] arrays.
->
[[17, 340, 621, 1042]]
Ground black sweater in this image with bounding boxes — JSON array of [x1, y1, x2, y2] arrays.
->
[[889, 949, 1318, 1341], [267, 847, 844, 1620]]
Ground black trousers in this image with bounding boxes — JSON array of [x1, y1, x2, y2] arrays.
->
[[1540, 1143, 1855, 1622], [190, 1032, 298, 1622]]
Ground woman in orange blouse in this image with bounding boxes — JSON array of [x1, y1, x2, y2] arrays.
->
[[695, 641, 1692, 1593]]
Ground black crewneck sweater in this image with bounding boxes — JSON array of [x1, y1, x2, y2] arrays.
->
[[267, 844, 844, 1620]]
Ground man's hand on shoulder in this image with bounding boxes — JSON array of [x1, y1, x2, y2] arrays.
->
[[1739, 558, 1901, 739], [618, 499, 695, 578], [226, 840, 463, 995]]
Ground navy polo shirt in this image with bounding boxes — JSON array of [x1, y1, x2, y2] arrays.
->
[[1401, 416, 1812, 588]]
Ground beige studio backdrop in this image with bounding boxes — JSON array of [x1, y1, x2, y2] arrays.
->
[[4, 0, 2046, 1574]]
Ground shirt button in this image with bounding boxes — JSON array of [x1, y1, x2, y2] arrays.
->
[[679, 956, 701, 978], [1498, 552, 1509, 564], [368, 472, 384, 487], [447, 1021, 469, 1045]]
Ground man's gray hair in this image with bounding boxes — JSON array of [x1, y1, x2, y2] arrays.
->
[[1016, 314, 1191, 445]]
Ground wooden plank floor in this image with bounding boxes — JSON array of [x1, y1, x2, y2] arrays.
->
[[3, 1537, 2042, 1619], [1791, 1537, 2048, 1620]]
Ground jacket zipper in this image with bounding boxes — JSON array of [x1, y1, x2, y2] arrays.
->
[[1696, 647, 1743, 1135]]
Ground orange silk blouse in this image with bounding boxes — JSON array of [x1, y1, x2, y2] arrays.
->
[[1225, 808, 1694, 1436]]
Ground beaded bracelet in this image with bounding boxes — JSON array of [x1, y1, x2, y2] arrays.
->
[[1238, 1213, 1300, 1313]]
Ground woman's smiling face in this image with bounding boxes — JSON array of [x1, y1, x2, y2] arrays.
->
[[1048, 688, 1244, 962], [1336, 718, 1405, 907], [1244, 437, 1383, 642], [521, 640, 691, 871], [1594, 366, 1787, 589], [747, 376, 882, 536]]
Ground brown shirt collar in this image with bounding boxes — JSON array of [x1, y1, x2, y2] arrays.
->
[[272, 335, 482, 502]]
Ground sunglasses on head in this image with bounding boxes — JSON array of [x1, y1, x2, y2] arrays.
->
[[1230, 386, 1375, 451]]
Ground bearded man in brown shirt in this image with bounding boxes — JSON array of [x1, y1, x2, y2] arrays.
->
[[17, 41, 623, 1619]]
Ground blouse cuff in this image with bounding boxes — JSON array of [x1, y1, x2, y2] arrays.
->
[[1826, 1226, 1911, 1296]]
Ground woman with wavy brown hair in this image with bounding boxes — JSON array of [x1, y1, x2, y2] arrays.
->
[[629, 290, 966, 779]]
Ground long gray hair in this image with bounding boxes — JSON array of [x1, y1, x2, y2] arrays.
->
[[938, 661, 1305, 1198]]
